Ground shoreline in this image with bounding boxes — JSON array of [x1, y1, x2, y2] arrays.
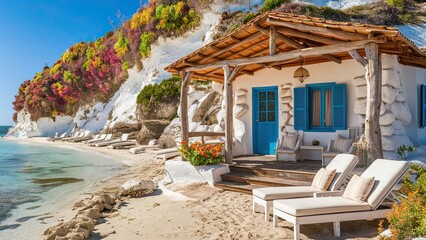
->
[[3, 137, 380, 239]]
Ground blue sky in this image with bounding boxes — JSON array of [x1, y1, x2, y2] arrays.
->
[[0, 1, 144, 125]]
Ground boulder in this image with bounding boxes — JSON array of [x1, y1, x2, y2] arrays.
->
[[382, 68, 400, 89], [382, 135, 413, 152], [192, 91, 220, 122], [382, 54, 399, 69], [213, 125, 224, 132], [158, 118, 180, 148], [233, 104, 249, 118], [236, 88, 248, 96], [354, 98, 367, 115], [390, 102, 411, 125], [289, 109, 294, 115], [137, 120, 169, 144], [188, 90, 205, 107], [380, 125, 394, 136], [355, 85, 367, 99], [382, 86, 397, 104], [379, 112, 396, 126], [212, 82, 223, 94], [216, 109, 225, 125], [281, 97, 292, 104], [109, 122, 142, 134], [354, 76, 366, 87], [121, 179, 156, 198]]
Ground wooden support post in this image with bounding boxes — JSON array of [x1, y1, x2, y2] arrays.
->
[[223, 65, 234, 164], [364, 43, 383, 162], [269, 27, 276, 55], [180, 71, 192, 149]]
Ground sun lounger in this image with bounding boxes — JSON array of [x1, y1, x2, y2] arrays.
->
[[107, 140, 136, 149], [83, 134, 105, 144], [48, 132, 68, 142], [129, 146, 145, 154], [154, 147, 179, 161], [272, 159, 409, 239], [94, 133, 129, 147], [88, 134, 112, 145], [62, 132, 85, 142], [253, 154, 359, 221], [70, 132, 93, 142]]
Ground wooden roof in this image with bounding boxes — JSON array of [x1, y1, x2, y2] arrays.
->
[[165, 12, 426, 82]]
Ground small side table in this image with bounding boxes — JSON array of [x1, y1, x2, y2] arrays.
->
[[300, 145, 325, 164]]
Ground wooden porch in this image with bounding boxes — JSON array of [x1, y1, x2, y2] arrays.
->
[[214, 155, 322, 194], [166, 12, 426, 166]]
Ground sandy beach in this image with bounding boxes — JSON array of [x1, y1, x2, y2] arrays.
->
[[15, 138, 380, 240]]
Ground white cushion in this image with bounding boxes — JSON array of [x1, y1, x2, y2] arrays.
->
[[332, 135, 353, 153], [361, 159, 408, 209], [274, 197, 371, 217], [343, 175, 375, 202], [253, 186, 321, 201], [283, 134, 298, 150], [311, 168, 336, 191], [325, 154, 359, 191]]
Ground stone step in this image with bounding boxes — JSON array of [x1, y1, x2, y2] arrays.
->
[[213, 181, 260, 194], [229, 165, 316, 182], [220, 172, 311, 187]]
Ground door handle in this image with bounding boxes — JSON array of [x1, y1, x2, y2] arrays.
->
[[256, 119, 259, 122]]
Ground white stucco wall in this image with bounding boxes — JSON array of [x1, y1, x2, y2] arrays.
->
[[233, 59, 365, 156], [231, 56, 426, 156], [401, 64, 426, 145]]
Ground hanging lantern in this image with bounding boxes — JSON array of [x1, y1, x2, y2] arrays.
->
[[293, 59, 310, 83]]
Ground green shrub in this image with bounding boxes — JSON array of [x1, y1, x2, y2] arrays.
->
[[139, 32, 155, 58], [386, 164, 426, 239], [386, 0, 405, 9], [114, 32, 129, 57], [260, 0, 291, 11], [136, 76, 181, 106]]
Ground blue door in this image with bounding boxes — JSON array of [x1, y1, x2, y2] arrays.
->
[[253, 86, 278, 155]]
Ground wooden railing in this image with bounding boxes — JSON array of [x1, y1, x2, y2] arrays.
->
[[188, 131, 225, 144]]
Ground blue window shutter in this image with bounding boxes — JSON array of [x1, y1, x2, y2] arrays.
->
[[332, 84, 346, 130], [421, 84, 426, 128], [294, 87, 308, 130]]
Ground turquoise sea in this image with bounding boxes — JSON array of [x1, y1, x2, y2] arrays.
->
[[0, 126, 124, 238]]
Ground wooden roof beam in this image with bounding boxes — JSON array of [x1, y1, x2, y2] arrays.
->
[[258, 25, 341, 64], [185, 38, 386, 72], [267, 18, 367, 41], [194, 32, 265, 65], [276, 27, 345, 45]]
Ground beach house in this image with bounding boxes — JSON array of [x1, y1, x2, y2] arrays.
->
[[165, 12, 426, 164]]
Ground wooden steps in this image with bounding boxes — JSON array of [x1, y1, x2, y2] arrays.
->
[[214, 160, 320, 194]]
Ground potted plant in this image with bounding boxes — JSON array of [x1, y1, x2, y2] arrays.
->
[[178, 141, 224, 166], [312, 139, 320, 146]]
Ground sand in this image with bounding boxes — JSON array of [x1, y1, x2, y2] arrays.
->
[[17, 137, 380, 239]]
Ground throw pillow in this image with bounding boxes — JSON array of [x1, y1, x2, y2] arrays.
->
[[332, 135, 353, 153], [343, 175, 375, 202], [283, 134, 298, 150], [311, 167, 337, 191]]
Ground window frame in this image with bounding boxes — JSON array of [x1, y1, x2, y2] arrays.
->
[[307, 84, 334, 132]]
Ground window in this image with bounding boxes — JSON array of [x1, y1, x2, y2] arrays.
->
[[294, 83, 346, 132], [421, 84, 426, 128]]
